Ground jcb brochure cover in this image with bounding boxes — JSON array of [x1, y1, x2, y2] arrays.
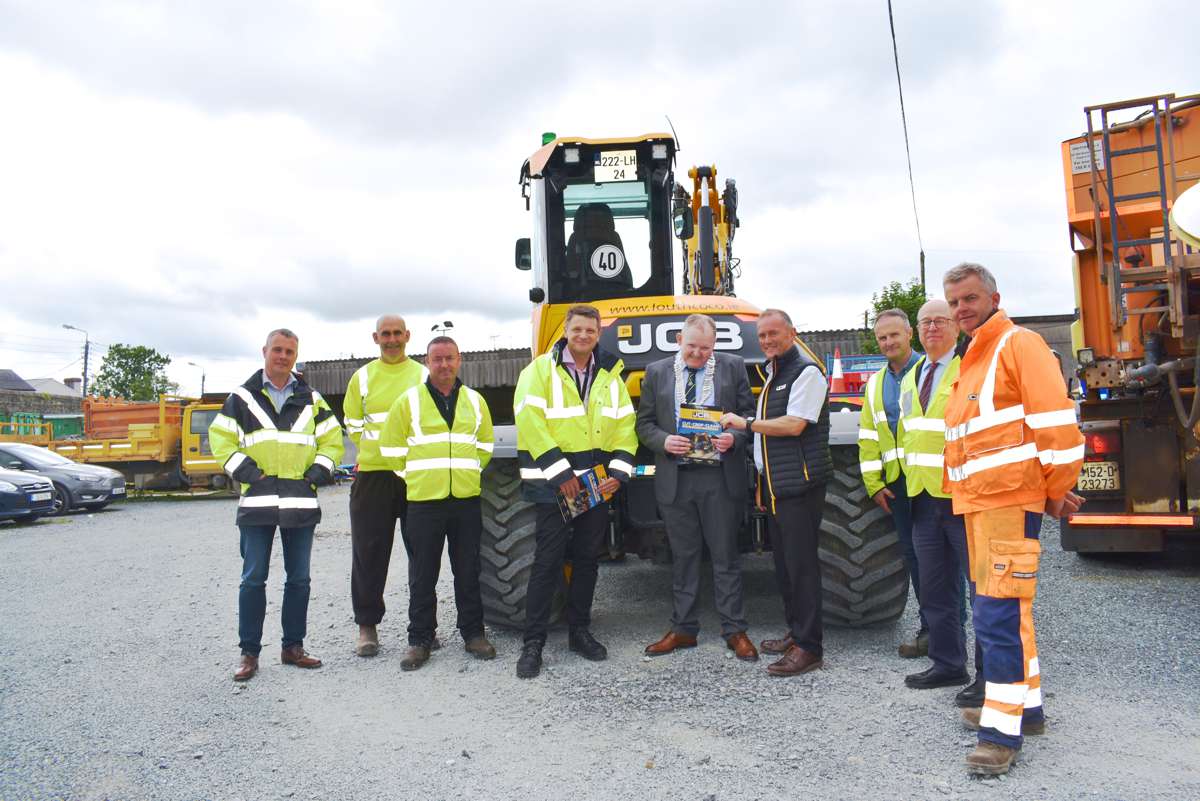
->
[[678, 403, 723, 465], [556, 464, 612, 521]]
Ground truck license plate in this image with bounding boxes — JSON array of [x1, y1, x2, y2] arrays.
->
[[30, 492, 51, 501], [1078, 461, 1120, 492]]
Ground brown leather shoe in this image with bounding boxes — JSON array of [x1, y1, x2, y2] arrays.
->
[[233, 654, 258, 682], [464, 636, 497, 660], [966, 741, 1019, 775], [644, 630, 698, 656], [400, 645, 431, 671], [759, 633, 795, 655], [897, 630, 929, 659], [766, 644, 823, 676], [961, 706, 1046, 736], [280, 645, 322, 669], [726, 632, 759, 662]]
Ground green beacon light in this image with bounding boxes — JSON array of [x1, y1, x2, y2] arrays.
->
[[541, 132, 556, 145]]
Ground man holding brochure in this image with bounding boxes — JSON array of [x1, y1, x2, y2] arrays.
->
[[636, 314, 759, 661], [512, 304, 638, 679]]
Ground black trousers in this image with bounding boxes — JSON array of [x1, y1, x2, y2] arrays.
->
[[767, 485, 827, 657], [349, 470, 409, 626], [523, 501, 609, 645], [406, 497, 485, 646]]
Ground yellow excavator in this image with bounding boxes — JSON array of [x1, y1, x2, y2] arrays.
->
[[478, 132, 904, 629]]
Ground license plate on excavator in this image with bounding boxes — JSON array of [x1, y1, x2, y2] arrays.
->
[[594, 149, 638, 182], [1078, 461, 1120, 492]]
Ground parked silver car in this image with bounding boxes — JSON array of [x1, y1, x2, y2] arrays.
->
[[0, 443, 126, 515]]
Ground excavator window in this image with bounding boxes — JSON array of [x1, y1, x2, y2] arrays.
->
[[539, 146, 674, 304]]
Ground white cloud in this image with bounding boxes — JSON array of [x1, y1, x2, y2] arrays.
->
[[0, 0, 1197, 393]]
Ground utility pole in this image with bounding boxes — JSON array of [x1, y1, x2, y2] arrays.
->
[[62, 324, 90, 396]]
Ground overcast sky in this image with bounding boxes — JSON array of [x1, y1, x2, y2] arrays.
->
[[1, 0, 1196, 395]]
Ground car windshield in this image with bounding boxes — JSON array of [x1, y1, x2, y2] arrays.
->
[[10, 446, 75, 468]]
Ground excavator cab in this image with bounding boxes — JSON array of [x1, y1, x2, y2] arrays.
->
[[516, 134, 677, 305]]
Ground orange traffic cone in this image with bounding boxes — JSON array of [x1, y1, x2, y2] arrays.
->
[[829, 347, 847, 394]]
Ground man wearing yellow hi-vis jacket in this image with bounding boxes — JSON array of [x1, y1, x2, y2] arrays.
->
[[897, 299, 971, 696], [379, 336, 496, 672], [210, 328, 344, 683], [858, 309, 927, 657], [942, 263, 1083, 776], [512, 304, 638, 680]]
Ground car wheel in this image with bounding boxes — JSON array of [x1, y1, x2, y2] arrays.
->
[[50, 483, 71, 516]]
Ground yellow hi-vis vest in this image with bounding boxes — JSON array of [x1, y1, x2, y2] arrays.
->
[[378, 382, 494, 501], [898, 354, 960, 499], [514, 342, 637, 489], [343, 358, 428, 472], [857, 367, 903, 497]]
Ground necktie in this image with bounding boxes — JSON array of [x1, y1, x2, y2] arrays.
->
[[919, 363, 938, 410], [685, 367, 698, 404]]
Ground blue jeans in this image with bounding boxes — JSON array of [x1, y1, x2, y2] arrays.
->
[[238, 524, 314, 656]]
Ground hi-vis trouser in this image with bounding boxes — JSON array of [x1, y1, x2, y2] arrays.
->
[[965, 505, 1043, 750]]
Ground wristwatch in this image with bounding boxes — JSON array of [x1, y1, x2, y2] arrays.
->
[[744, 416, 755, 432]]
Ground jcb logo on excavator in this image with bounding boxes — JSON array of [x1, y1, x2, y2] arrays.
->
[[616, 321, 744, 354]]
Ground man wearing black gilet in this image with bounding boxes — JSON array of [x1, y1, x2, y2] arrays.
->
[[721, 308, 832, 676]]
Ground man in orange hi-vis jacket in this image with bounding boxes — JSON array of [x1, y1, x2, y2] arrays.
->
[[941, 262, 1084, 777]]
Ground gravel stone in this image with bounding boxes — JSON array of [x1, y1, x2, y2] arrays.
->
[[0, 489, 1197, 799]]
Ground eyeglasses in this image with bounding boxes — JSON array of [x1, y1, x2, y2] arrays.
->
[[917, 317, 952, 331]]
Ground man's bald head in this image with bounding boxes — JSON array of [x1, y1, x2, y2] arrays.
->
[[373, 314, 411, 363], [916, 298, 957, 361]]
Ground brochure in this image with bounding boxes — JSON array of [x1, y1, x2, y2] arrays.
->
[[556, 464, 613, 521], [678, 403, 723, 466]]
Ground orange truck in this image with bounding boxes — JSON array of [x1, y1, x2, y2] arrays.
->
[[1060, 91, 1200, 552], [0, 396, 227, 490]]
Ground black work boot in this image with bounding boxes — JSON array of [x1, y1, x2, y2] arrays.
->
[[956, 673, 986, 708], [516, 641, 544, 679], [568, 629, 608, 662]]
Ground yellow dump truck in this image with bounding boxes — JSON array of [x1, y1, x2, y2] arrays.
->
[[1, 395, 227, 490]]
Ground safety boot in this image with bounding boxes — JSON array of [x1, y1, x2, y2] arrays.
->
[[897, 629, 929, 658], [356, 624, 379, 657], [966, 742, 1018, 775]]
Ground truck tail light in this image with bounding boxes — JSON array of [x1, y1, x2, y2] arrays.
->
[[1084, 430, 1120, 456]]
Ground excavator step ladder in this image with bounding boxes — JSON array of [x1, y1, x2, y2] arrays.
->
[[1084, 93, 1200, 337]]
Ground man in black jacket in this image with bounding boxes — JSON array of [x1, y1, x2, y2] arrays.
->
[[636, 314, 759, 662], [721, 309, 831, 676]]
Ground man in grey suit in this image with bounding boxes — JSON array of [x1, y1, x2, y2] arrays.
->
[[636, 314, 759, 661]]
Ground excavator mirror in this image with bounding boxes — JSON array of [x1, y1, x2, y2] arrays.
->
[[515, 238, 532, 270], [671, 187, 693, 240]]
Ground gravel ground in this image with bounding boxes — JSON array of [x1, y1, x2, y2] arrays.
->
[[1, 486, 1198, 801]]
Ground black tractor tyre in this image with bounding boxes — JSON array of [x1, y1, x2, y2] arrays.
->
[[819, 446, 909, 626], [478, 460, 564, 630]]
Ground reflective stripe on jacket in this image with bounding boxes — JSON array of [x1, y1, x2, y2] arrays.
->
[[942, 311, 1084, 514], [898, 354, 960, 499], [209, 371, 345, 527], [857, 367, 902, 497], [378, 382, 493, 501], [343, 358, 428, 472], [514, 339, 637, 492]]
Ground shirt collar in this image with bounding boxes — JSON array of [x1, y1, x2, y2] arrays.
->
[[262, 370, 297, 392]]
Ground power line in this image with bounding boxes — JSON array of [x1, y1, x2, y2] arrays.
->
[[887, 0, 925, 287]]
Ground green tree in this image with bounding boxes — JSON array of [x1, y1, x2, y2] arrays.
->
[[859, 279, 926, 354], [91, 344, 178, 400]]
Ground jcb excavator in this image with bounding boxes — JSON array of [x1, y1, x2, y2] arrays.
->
[[477, 133, 906, 628]]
